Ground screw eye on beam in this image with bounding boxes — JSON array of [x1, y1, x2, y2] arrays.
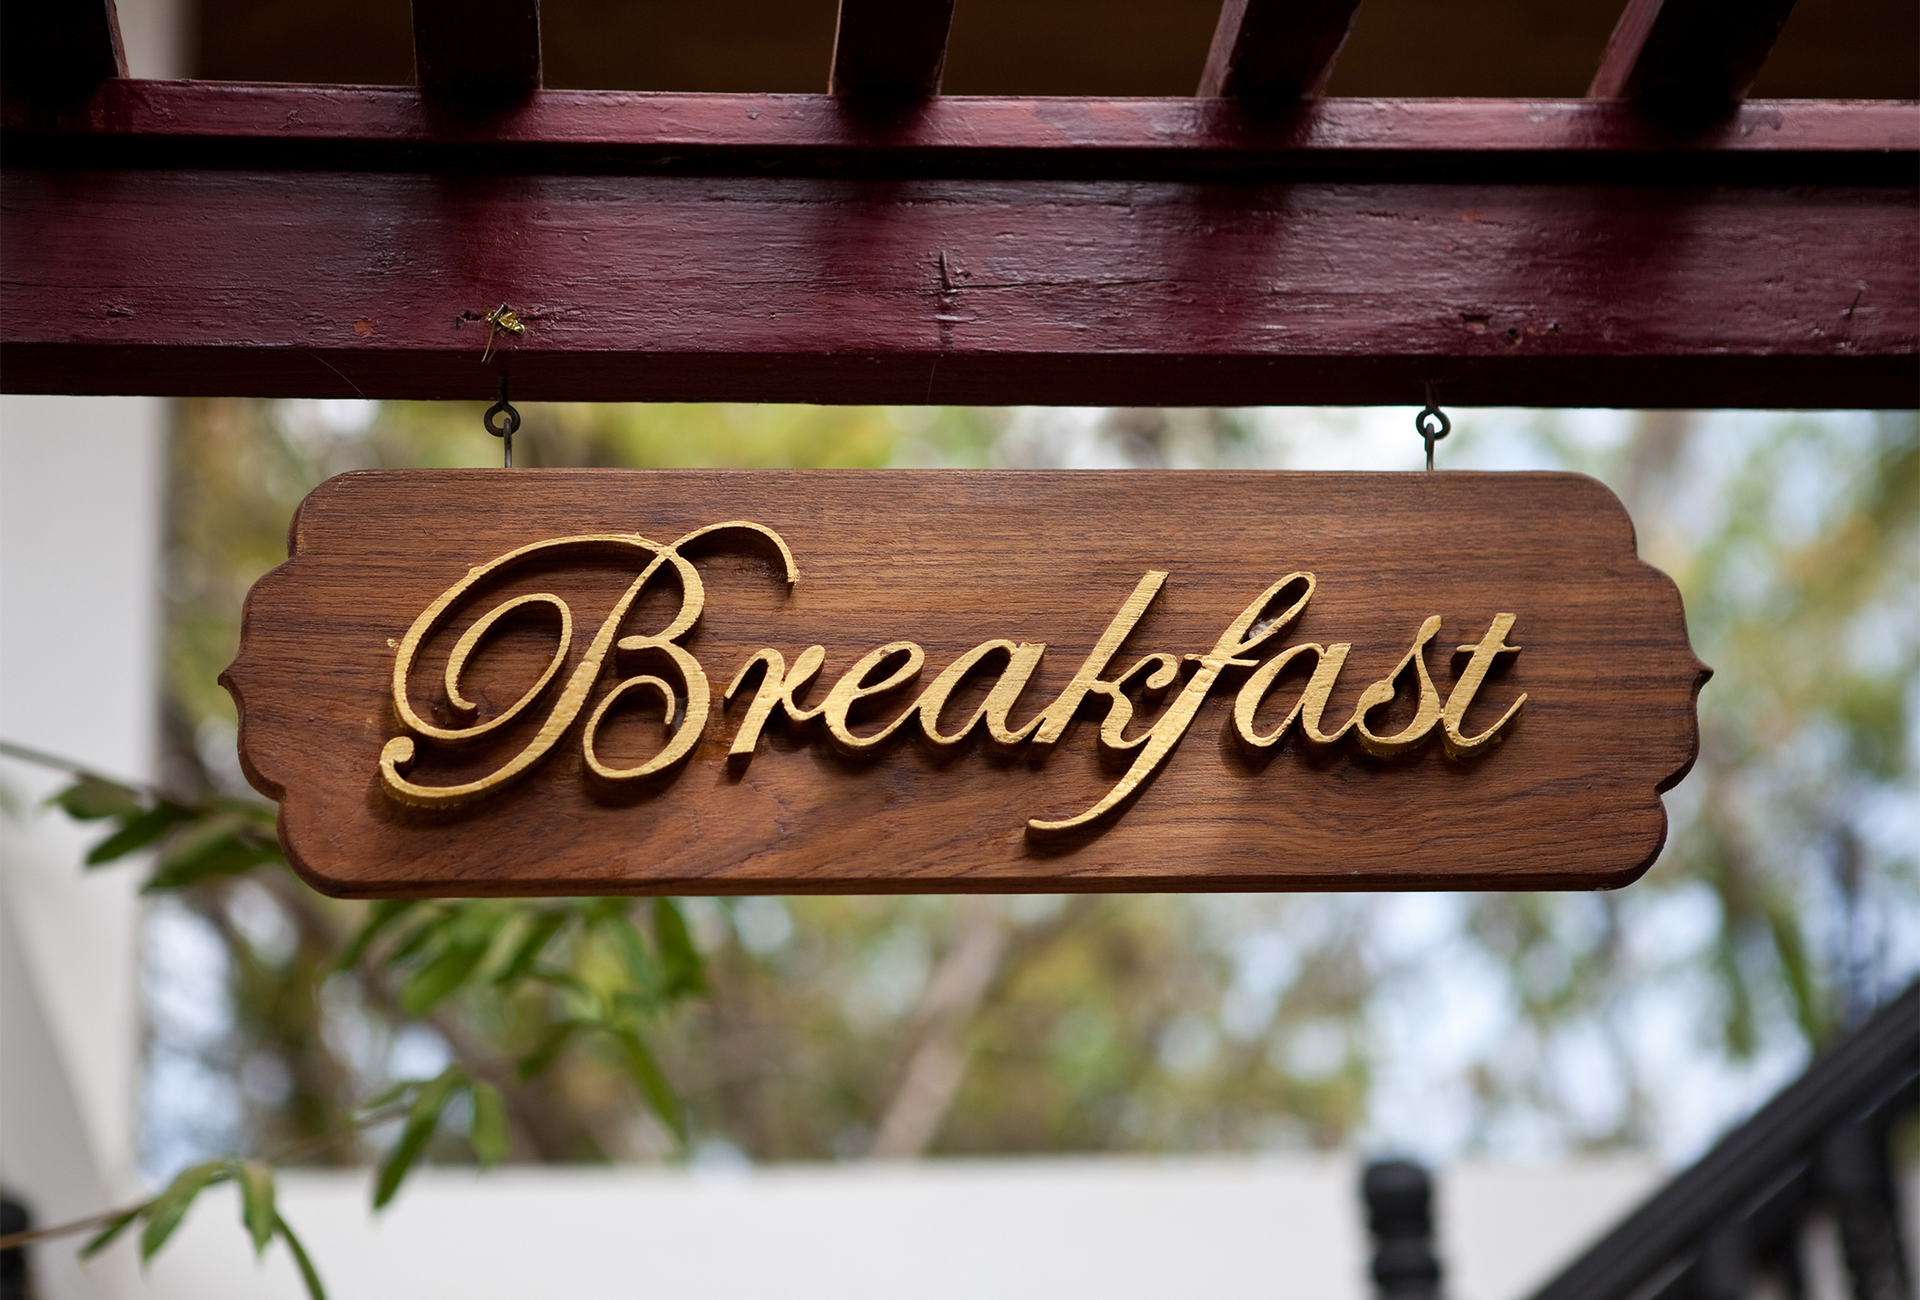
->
[[828, 0, 955, 98], [1197, 0, 1364, 99], [0, 0, 126, 100], [1589, 0, 1799, 114], [412, 0, 542, 98]]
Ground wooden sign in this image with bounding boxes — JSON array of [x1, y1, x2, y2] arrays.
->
[[223, 470, 1707, 897]]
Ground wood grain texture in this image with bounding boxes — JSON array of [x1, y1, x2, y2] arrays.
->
[[5, 84, 1910, 406], [412, 0, 542, 96], [3, 163, 1910, 408], [829, 0, 954, 98], [6, 84, 1910, 181], [0, 0, 125, 99], [3, 84, 1904, 405], [1589, 0, 1800, 108], [1198, 0, 1364, 99], [223, 470, 1708, 898]]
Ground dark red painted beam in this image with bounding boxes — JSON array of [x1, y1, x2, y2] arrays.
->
[[0, 0, 125, 100], [1590, 0, 1799, 111], [1198, 0, 1364, 99], [2, 85, 1914, 408], [412, 0, 541, 97], [829, 0, 954, 98], [4, 83, 1910, 182]]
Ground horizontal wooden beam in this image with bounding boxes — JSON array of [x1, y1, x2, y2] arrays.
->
[[7, 84, 1910, 182], [829, 0, 953, 98], [1198, 0, 1364, 99], [2, 85, 1914, 408], [0, 0, 125, 99], [412, 0, 542, 97], [1590, 0, 1800, 110]]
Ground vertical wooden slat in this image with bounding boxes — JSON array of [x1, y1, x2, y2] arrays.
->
[[412, 0, 542, 96], [828, 0, 955, 98], [0, 0, 126, 97], [1589, 0, 1800, 108], [1197, 0, 1364, 99]]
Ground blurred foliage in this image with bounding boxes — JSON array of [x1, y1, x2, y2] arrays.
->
[[1441, 410, 1919, 1152], [128, 398, 1919, 1200], [79, 1153, 321, 1298], [12, 743, 707, 1292]]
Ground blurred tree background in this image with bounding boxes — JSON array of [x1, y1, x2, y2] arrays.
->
[[143, 397, 1917, 1181]]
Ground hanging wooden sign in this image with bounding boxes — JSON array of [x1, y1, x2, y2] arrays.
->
[[223, 470, 1707, 897]]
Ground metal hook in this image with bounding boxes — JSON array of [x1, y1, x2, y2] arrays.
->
[[1415, 384, 1451, 472], [484, 374, 521, 468]]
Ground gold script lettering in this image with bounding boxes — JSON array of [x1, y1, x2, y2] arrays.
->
[[819, 642, 927, 756], [378, 522, 1528, 824], [379, 522, 797, 807], [724, 645, 827, 763], [1351, 615, 1445, 757], [1025, 571, 1169, 752], [1441, 614, 1526, 757], [914, 640, 1050, 751], [1296, 643, 1357, 745], [1029, 572, 1316, 835], [1232, 642, 1325, 748]]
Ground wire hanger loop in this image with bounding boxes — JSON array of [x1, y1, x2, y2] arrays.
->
[[484, 374, 521, 468], [1415, 384, 1451, 471]]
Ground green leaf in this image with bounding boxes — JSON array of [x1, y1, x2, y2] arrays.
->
[[469, 1082, 509, 1167], [140, 1160, 229, 1262], [211, 795, 280, 829], [52, 775, 143, 821], [400, 935, 492, 1016], [523, 967, 593, 998], [358, 1078, 419, 1114], [613, 1026, 685, 1145], [579, 898, 627, 927], [516, 1020, 580, 1081], [381, 906, 455, 968], [86, 801, 197, 865], [494, 909, 570, 987], [274, 1213, 328, 1300], [78, 1206, 144, 1259], [334, 899, 422, 973], [609, 913, 658, 995], [372, 1068, 465, 1209], [237, 1161, 276, 1257], [143, 819, 279, 892], [652, 899, 707, 997]]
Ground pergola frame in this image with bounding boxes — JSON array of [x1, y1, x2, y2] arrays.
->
[[1, 0, 1914, 409]]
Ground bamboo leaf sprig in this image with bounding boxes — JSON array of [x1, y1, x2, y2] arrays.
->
[[0, 741, 710, 1291]]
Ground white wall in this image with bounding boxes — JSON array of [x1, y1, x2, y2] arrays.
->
[[138, 1157, 1670, 1300], [0, 10, 185, 1293], [0, 393, 167, 1300]]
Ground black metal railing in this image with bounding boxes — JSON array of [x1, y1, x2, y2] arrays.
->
[[1529, 980, 1917, 1300]]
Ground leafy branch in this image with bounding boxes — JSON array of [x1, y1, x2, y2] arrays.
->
[[0, 741, 708, 1292]]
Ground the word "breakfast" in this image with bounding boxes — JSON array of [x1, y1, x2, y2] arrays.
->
[[378, 521, 1526, 833]]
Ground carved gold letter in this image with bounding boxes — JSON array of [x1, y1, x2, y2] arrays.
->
[[1026, 572, 1168, 752], [724, 645, 828, 764], [819, 643, 927, 756], [583, 545, 713, 785], [1441, 614, 1526, 758], [1297, 644, 1356, 745], [1232, 643, 1326, 748], [1351, 615, 1444, 758], [914, 640, 1051, 751]]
